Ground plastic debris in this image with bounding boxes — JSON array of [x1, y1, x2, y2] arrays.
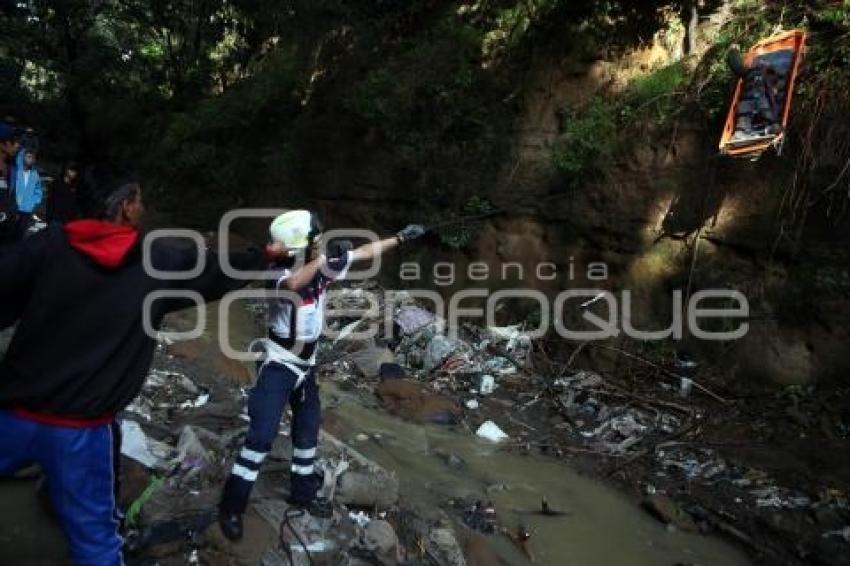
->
[[349, 510, 371, 527], [333, 319, 363, 344], [424, 335, 461, 372], [822, 526, 850, 542], [121, 420, 172, 469], [458, 500, 499, 534], [465, 399, 480, 410], [679, 377, 693, 399], [476, 421, 509, 443], [478, 374, 496, 395], [172, 425, 214, 469], [487, 325, 532, 352], [179, 392, 210, 409], [395, 305, 435, 335], [126, 476, 164, 528], [751, 486, 812, 509]]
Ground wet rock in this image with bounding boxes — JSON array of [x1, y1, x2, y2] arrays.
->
[[433, 449, 466, 471], [641, 494, 699, 532], [428, 526, 467, 566], [376, 379, 461, 424], [349, 520, 398, 566], [139, 486, 219, 526], [169, 339, 252, 384], [348, 345, 396, 378], [336, 470, 399, 508]]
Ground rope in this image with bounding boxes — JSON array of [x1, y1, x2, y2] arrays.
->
[[278, 507, 314, 566]]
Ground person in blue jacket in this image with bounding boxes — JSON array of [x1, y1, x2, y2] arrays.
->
[[10, 147, 44, 239]]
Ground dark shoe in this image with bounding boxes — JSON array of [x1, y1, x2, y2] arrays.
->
[[218, 512, 243, 541]]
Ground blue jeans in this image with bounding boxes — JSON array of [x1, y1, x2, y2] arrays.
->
[[220, 362, 321, 513], [0, 410, 122, 565]]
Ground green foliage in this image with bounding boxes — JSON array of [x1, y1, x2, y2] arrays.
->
[[463, 195, 495, 216], [351, 68, 397, 123], [438, 226, 475, 249], [432, 195, 496, 249], [348, 15, 484, 136], [622, 62, 687, 124], [550, 60, 686, 184], [147, 48, 299, 202], [552, 98, 617, 180]]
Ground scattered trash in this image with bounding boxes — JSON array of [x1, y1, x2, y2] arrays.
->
[[657, 447, 727, 482], [395, 305, 434, 335], [476, 421, 509, 443], [465, 399, 480, 410], [751, 486, 811, 509], [424, 335, 461, 372], [478, 374, 496, 395], [172, 425, 216, 471], [126, 476, 164, 528], [679, 377, 693, 399], [458, 500, 499, 534], [178, 392, 210, 409], [822, 526, 850, 542], [349, 510, 371, 527], [120, 420, 172, 469]]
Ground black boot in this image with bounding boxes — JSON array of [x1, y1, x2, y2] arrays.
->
[[218, 511, 243, 541]]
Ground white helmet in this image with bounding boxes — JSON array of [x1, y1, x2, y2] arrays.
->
[[269, 210, 322, 250]]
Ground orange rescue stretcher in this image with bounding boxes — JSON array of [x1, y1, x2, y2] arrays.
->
[[719, 29, 808, 159]]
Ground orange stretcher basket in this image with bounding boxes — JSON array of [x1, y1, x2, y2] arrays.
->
[[719, 29, 808, 159]]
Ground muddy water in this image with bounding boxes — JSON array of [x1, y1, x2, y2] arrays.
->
[[324, 386, 751, 566], [177, 302, 753, 565]]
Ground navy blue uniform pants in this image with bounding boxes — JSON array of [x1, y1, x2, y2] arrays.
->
[[0, 410, 122, 565], [220, 362, 320, 513]]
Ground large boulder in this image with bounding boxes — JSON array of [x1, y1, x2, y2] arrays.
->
[[375, 379, 461, 424]]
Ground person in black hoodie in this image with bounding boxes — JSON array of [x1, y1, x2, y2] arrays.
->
[[47, 161, 82, 224], [0, 164, 287, 565]]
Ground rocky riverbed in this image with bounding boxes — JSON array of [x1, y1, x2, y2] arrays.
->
[[0, 281, 847, 565]]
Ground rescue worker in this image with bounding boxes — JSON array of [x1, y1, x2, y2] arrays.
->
[[218, 210, 425, 540], [0, 164, 289, 565]]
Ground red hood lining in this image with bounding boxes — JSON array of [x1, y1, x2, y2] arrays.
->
[[65, 220, 138, 268]]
